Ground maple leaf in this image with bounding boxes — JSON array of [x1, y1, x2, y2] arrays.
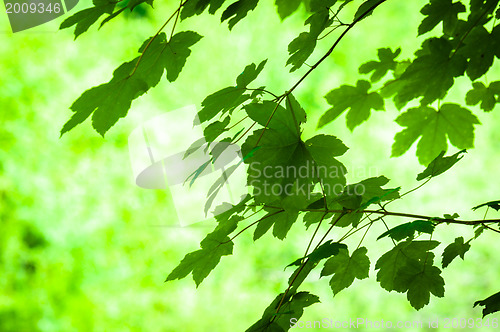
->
[[321, 247, 370, 295], [359, 48, 401, 82], [318, 80, 384, 131], [418, 0, 466, 35], [392, 104, 479, 165], [466, 81, 500, 112], [441, 236, 470, 268]]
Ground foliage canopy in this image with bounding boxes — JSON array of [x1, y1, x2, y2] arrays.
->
[[60, 0, 500, 329]]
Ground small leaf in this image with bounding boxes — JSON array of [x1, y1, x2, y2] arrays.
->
[[319, 80, 384, 131], [442, 236, 470, 268], [466, 81, 500, 112], [359, 48, 401, 82], [286, 241, 347, 268], [474, 291, 500, 317], [416, 149, 466, 180], [321, 247, 370, 295], [221, 0, 259, 30], [472, 200, 500, 211], [377, 220, 435, 241]]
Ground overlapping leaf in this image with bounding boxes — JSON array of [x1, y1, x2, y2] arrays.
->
[[474, 291, 500, 317], [318, 80, 384, 130], [384, 38, 467, 108], [392, 104, 479, 165], [457, 26, 500, 80], [242, 96, 348, 207]]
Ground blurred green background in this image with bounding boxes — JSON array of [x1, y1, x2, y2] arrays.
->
[[1, 1, 500, 331]]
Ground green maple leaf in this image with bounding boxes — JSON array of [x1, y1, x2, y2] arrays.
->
[[61, 31, 202, 136], [393, 259, 445, 310], [466, 81, 500, 112], [377, 220, 435, 242], [359, 48, 401, 82], [418, 0, 466, 35], [166, 209, 246, 286], [242, 97, 347, 207], [221, 0, 259, 30], [416, 149, 466, 181], [318, 80, 384, 131], [392, 104, 480, 165], [375, 240, 440, 292], [321, 247, 370, 295], [197, 60, 267, 123], [442, 236, 470, 268], [388, 38, 467, 107]]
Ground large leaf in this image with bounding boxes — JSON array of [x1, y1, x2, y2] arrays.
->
[[392, 104, 479, 165], [242, 97, 347, 207]]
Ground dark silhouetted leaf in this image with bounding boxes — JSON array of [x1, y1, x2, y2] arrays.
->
[[442, 236, 470, 268], [377, 220, 435, 241], [474, 291, 500, 317], [418, 0, 466, 35], [472, 200, 500, 211], [416, 149, 466, 180]]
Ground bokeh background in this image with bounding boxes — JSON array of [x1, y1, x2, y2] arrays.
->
[[1, 1, 500, 331]]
